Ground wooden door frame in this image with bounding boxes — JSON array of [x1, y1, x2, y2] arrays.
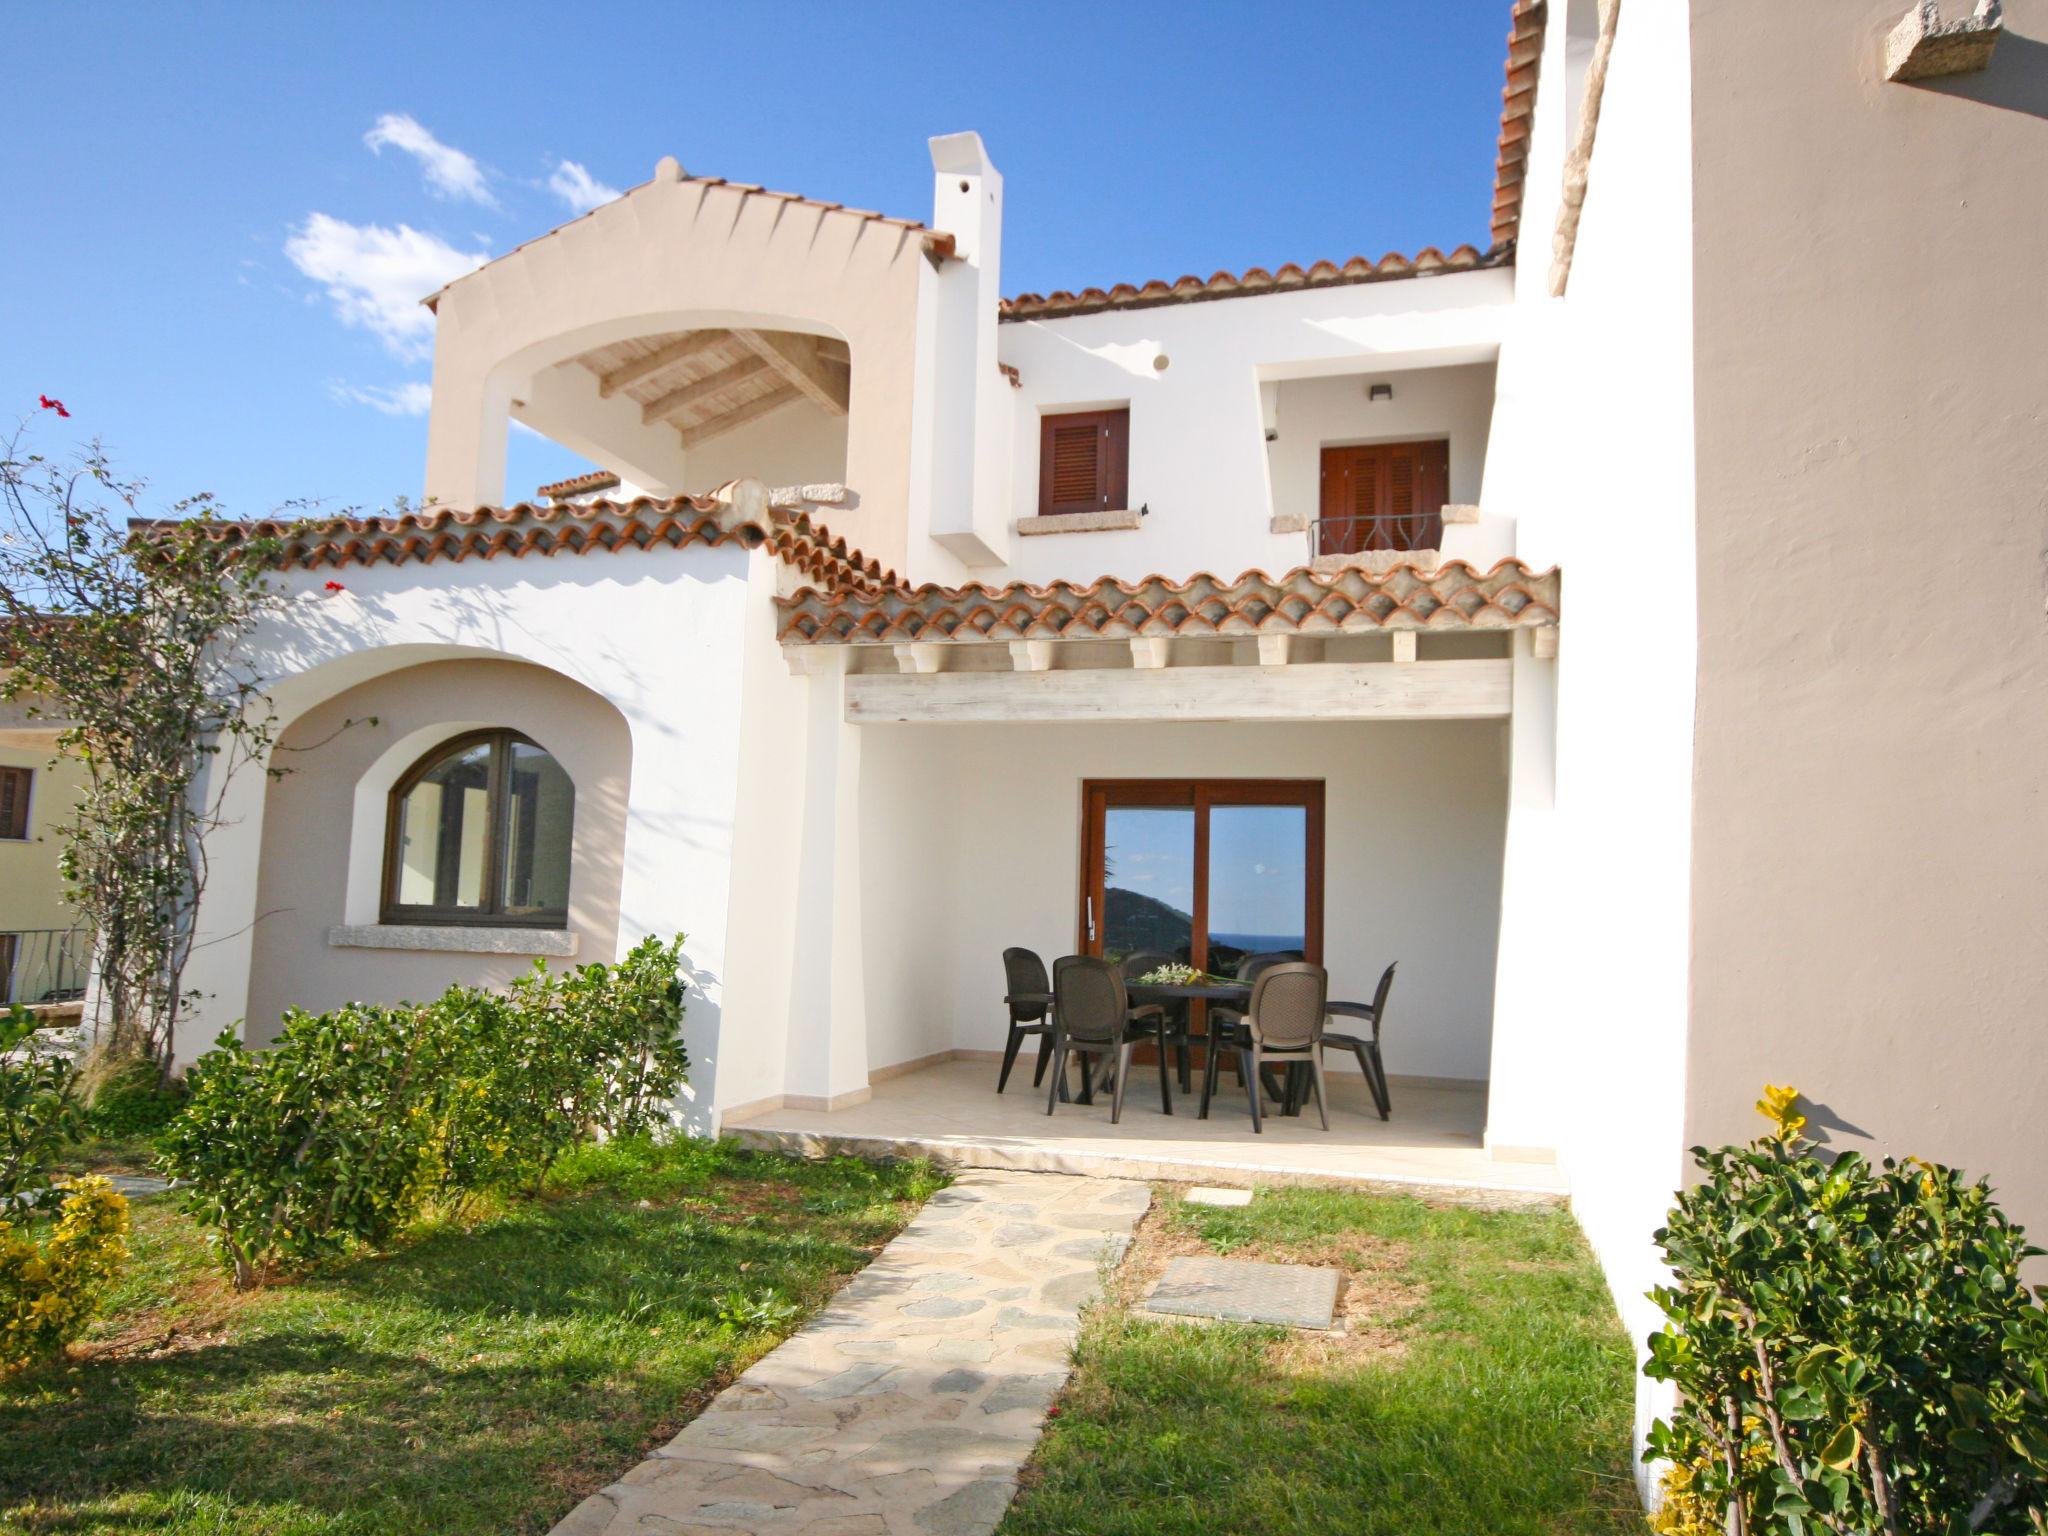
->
[[1077, 778, 1326, 970]]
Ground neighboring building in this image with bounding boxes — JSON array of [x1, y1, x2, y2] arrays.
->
[[170, 0, 2048, 1462], [0, 695, 89, 1009]]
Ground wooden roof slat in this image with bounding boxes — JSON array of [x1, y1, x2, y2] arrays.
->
[[598, 331, 732, 398]]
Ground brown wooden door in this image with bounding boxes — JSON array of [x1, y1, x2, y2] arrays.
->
[[0, 934, 16, 1006], [1317, 440, 1449, 555]]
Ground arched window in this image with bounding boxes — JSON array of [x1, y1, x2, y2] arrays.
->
[[382, 730, 574, 927]]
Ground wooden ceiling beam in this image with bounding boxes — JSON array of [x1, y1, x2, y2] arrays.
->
[[597, 331, 730, 399], [729, 329, 849, 416], [640, 355, 775, 426], [675, 384, 803, 448]]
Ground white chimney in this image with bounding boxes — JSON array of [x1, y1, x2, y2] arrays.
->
[[922, 132, 1010, 567]]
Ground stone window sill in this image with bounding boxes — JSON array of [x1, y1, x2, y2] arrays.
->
[[1017, 509, 1142, 536], [326, 924, 579, 957]]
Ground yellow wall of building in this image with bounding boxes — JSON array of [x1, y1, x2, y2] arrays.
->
[[0, 742, 86, 935]]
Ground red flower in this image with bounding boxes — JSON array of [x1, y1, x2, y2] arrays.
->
[[323, 580, 346, 593], [38, 394, 70, 418]]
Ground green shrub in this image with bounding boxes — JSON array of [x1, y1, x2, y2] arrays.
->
[[159, 935, 689, 1286], [1645, 1086, 2048, 1534], [81, 1052, 187, 1140], [0, 1175, 130, 1372], [159, 1001, 444, 1286], [0, 1007, 82, 1206]]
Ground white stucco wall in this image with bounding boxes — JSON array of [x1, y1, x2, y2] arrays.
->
[[847, 718, 1510, 1085], [992, 272, 1512, 586], [1478, 0, 1696, 1472], [178, 542, 760, 1131]]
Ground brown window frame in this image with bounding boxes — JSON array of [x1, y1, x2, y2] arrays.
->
[[1077, 779, 1325, 972], [1037, 407, 1130, 518], [380, 729, 572, 929], [0, 766, 31, 842]]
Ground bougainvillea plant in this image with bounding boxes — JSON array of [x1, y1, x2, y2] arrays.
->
[[0, 424, 281, 1074], [1645, 1086, 2048, 1534]]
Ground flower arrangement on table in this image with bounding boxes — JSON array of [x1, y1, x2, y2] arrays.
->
[[1133, 962, 1229, 986]]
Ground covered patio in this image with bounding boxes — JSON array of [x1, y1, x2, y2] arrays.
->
[[728, 555, 1564, 1201]]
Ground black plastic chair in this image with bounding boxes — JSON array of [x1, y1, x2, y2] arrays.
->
[[1118, 950, 1192, 1091], [1322, 961, 1397, 1120], [998, 947, 1056, 1094], [1047, 955, 1174, 1123], [1212, 961, 1330, 1133]]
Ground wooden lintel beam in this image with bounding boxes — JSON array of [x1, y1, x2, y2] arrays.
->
[[845, 658, 1513, 725], [730, 329, 849, 416], [597, 331, 729, 398]]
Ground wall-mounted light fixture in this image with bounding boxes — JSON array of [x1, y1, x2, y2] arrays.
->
[[1368, 382, 1394, 402]]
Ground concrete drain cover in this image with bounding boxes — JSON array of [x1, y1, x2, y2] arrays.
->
[[1141, 1256, 1338, 1329], [1184, 1186, 1252, 1208]]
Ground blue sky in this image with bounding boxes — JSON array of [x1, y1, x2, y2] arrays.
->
[[1107, 806, 1306, 939], [5, 2, 1511, 520]]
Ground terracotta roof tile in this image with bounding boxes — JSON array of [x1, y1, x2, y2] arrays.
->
[[1491, 0, 1547, 248], [999, 3, 1546, 322], [536, 470, 621, 501], [151, 490, 897, 594], [999, 246, 1503, 323], [776, 560, 1558, 646]]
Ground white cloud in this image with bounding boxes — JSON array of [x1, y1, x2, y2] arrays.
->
[[364, 113, 496, 207], [331, 380, 432, 416], [285, 213, 488, 358], [548, 159, 622, 215]]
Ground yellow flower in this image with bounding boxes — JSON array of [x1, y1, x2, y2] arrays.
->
[[1756, 1084, 1807, 1141]]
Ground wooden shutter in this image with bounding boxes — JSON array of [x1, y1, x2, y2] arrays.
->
[[0, 767, 29, 840], [1038, 409, 1129, 518], [1317, 440, 1449, 554]]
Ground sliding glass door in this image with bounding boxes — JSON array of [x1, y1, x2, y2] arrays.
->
[[1080, 780, 1324, 973]]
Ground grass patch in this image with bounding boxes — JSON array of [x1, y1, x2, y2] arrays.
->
[[999, 1185, 1643, 1536], [0, 1137, 944, 1535]]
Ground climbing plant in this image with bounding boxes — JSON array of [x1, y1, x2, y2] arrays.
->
[[0, 423, 281, 1074]]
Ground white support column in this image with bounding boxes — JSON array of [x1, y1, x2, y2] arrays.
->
[[892, 643, 945, 675], [1129, 636, 1172, 670], [423, 354, 515, 510], [1483, 627, 1565, 1162], [171, 752, 274, 1067], [783, 652, 872, 1109], [1390, 630, 1419, 665], [1256, 633, 1293, 667]]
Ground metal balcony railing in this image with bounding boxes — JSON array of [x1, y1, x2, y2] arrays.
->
[[0, 928, 91, 1007], [1308, 512, 1444, 559]]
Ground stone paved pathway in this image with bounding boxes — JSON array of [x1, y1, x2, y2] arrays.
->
[[553, 1168, 1150, 1536]]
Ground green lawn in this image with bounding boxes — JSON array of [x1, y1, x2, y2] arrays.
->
[[1, 1137, 944, 1535], [998, 1185, 1644, 1536]]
